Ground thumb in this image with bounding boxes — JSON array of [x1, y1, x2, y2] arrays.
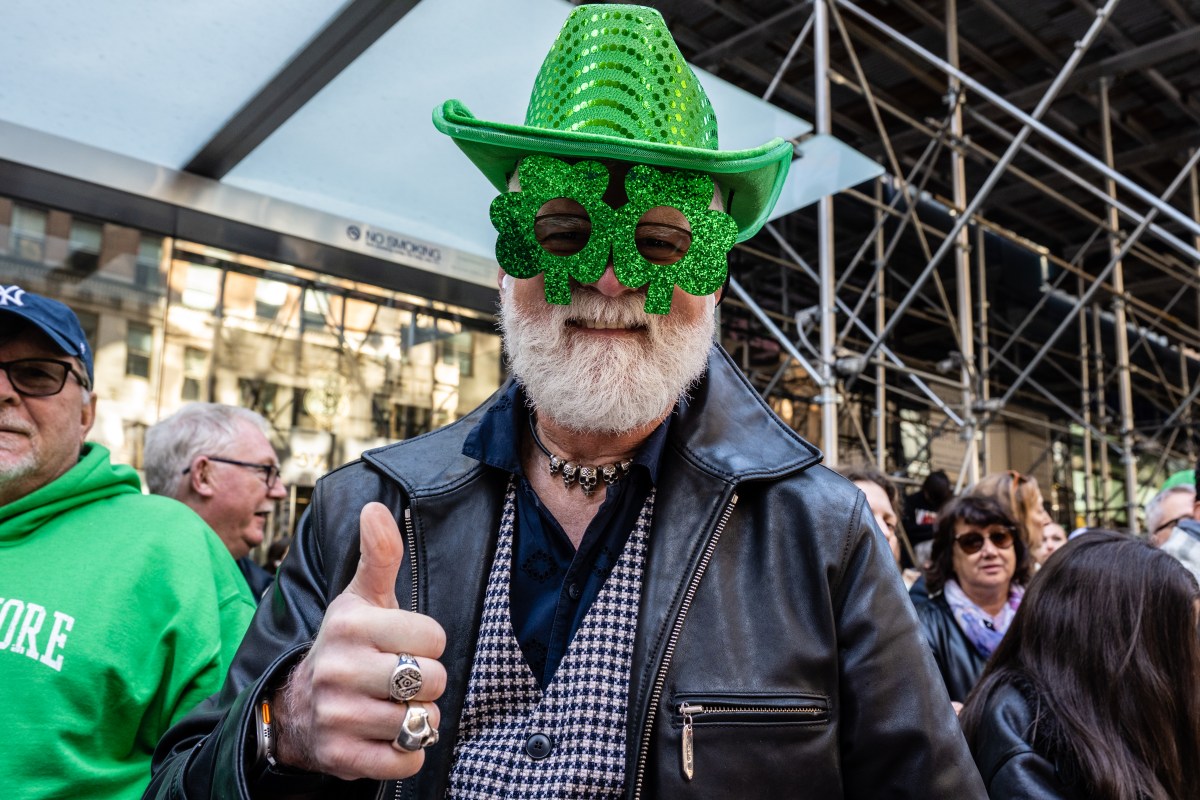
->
[[346, 502, 404, 609]]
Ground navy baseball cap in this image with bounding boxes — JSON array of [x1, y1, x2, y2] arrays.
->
[[0, 284, 94, 384]]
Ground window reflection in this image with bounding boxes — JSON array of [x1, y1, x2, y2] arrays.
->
[[0, 195, 503, 502]]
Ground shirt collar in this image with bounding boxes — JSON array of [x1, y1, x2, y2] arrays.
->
[[462, 381, 675, 483]]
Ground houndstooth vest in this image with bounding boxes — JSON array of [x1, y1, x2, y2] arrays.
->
[[447, 482, 654, 799]]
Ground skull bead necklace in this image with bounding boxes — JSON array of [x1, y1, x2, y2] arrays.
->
[[527, 415, 632, 497]]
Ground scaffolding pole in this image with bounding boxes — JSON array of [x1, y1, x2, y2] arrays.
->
[[947, 0, 979, 486], [1093, 305, 1112, 521], [815, 0, 839, 464], [1099, 78, 1140, 531], [1079, 272, 1095, 526], [1192, 150, 1200, 462], [976, 225, 990, 474], [874, 178, 887, 469]]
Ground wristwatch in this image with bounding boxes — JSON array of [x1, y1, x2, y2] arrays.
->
[[249, 691, 328, 792], [254, 697, 277, 769]]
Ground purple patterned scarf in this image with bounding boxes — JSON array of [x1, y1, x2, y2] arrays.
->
[[944, 578, 1024, 658]]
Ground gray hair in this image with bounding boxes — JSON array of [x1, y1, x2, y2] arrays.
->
[[1145, 484, 1196, 536], [144, 403, 273, 498]]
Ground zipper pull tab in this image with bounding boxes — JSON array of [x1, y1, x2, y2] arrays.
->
[[679, 703, 701, 781]]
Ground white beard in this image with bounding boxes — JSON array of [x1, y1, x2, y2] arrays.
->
[[499, 284, 715, 435]]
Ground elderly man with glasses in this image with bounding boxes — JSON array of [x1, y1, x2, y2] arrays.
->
[[0, 286, 256, 799], [1145, 477, 1200, 582], [145, 403, 289, 597]]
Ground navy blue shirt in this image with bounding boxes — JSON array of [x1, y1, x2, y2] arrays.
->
[[462, 383, 669, 687]]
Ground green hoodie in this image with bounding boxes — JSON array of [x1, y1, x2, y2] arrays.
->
[[0, 444, 257, 799]]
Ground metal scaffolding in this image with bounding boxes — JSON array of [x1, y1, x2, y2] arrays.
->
[[719, 0, 1200, 528]]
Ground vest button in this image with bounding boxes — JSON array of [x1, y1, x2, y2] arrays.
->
[[525, 732, 553, 760], [567, 582, 582, 601]]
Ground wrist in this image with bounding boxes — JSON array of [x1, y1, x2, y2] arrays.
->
[[270, 676, 310, 770], [249, 681, 326, 790]]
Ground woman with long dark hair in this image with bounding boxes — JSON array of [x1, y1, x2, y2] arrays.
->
[[913, 494, 1032, 703], [960, 532, 1200, 799]]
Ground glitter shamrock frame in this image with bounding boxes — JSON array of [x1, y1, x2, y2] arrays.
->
[[611, 164, 738, 314], [490, 156, 613, 306], [490, 156, 737, 314]]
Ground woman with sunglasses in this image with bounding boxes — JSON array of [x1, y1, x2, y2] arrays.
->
[[912, 495, 1034, 704], [960, 532, 1200, 799]]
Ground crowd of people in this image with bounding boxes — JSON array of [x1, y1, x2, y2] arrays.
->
[[841, 462, 1200, 797], [3, 4, 1198, 799]]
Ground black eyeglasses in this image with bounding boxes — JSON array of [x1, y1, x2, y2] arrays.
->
[[954, 527, 1016, 555], [183, 456, 281, 489], [0, 358, 91, 397], [1153, 515, 1188, 537]]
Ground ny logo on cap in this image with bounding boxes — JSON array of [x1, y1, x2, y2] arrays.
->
[[0, 286, 27, 306]]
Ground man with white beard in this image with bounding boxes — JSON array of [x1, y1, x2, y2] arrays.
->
[[148, 6, 983, 799]]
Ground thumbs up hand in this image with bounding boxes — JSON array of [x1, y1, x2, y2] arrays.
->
[[271, 503, 448, 780]]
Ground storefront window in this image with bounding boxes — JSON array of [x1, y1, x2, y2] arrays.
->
[[1, 193, 504, 497]]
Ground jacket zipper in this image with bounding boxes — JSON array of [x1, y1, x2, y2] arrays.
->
[[403, 506, 418, 613], [377, 506, 420, 800], [631, 492, 738, 799], [678, 702, 827, 781]]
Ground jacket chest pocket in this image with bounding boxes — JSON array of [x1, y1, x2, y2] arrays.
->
[[672, 693, 831, 783]]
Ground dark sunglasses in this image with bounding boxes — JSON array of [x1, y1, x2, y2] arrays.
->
[[183, 456, 281, 489], [954, 527, 1015, 555], [1153, 515, 1188, 537], [0, 358, 91, 397]]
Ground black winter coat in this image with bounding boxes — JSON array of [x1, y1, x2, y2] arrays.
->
[[147, 347, 985, 799], [911, 589, 989, 703]]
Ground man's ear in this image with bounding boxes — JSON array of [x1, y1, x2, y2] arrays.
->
[[188, 457, 218, 498], [79, 391, 97, 438], [1193, 498, 1200, 521], [497, 271, 514, 303]]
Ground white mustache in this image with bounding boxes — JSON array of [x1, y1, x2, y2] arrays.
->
[[559, 290, 660, 332], [0, 416, 33, 436]]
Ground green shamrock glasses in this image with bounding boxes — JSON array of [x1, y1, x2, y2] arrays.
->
[[490, 156, 738, 315]]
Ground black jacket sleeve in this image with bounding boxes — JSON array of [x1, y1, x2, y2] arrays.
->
[[146, 465, 401, 799], [971, 683, 1082, 800], [831, 504, 988, 798]]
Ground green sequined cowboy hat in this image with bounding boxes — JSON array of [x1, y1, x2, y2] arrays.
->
[[433, 3, 793, 242]]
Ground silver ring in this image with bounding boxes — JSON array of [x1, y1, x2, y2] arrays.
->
[[388, 653, 423, 703], [393, 704, 439, 752]]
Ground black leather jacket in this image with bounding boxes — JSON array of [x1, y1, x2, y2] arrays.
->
[[969, 682, 1084, 799], [147, 347, 985, 799], [911, 589, 988, 703]]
